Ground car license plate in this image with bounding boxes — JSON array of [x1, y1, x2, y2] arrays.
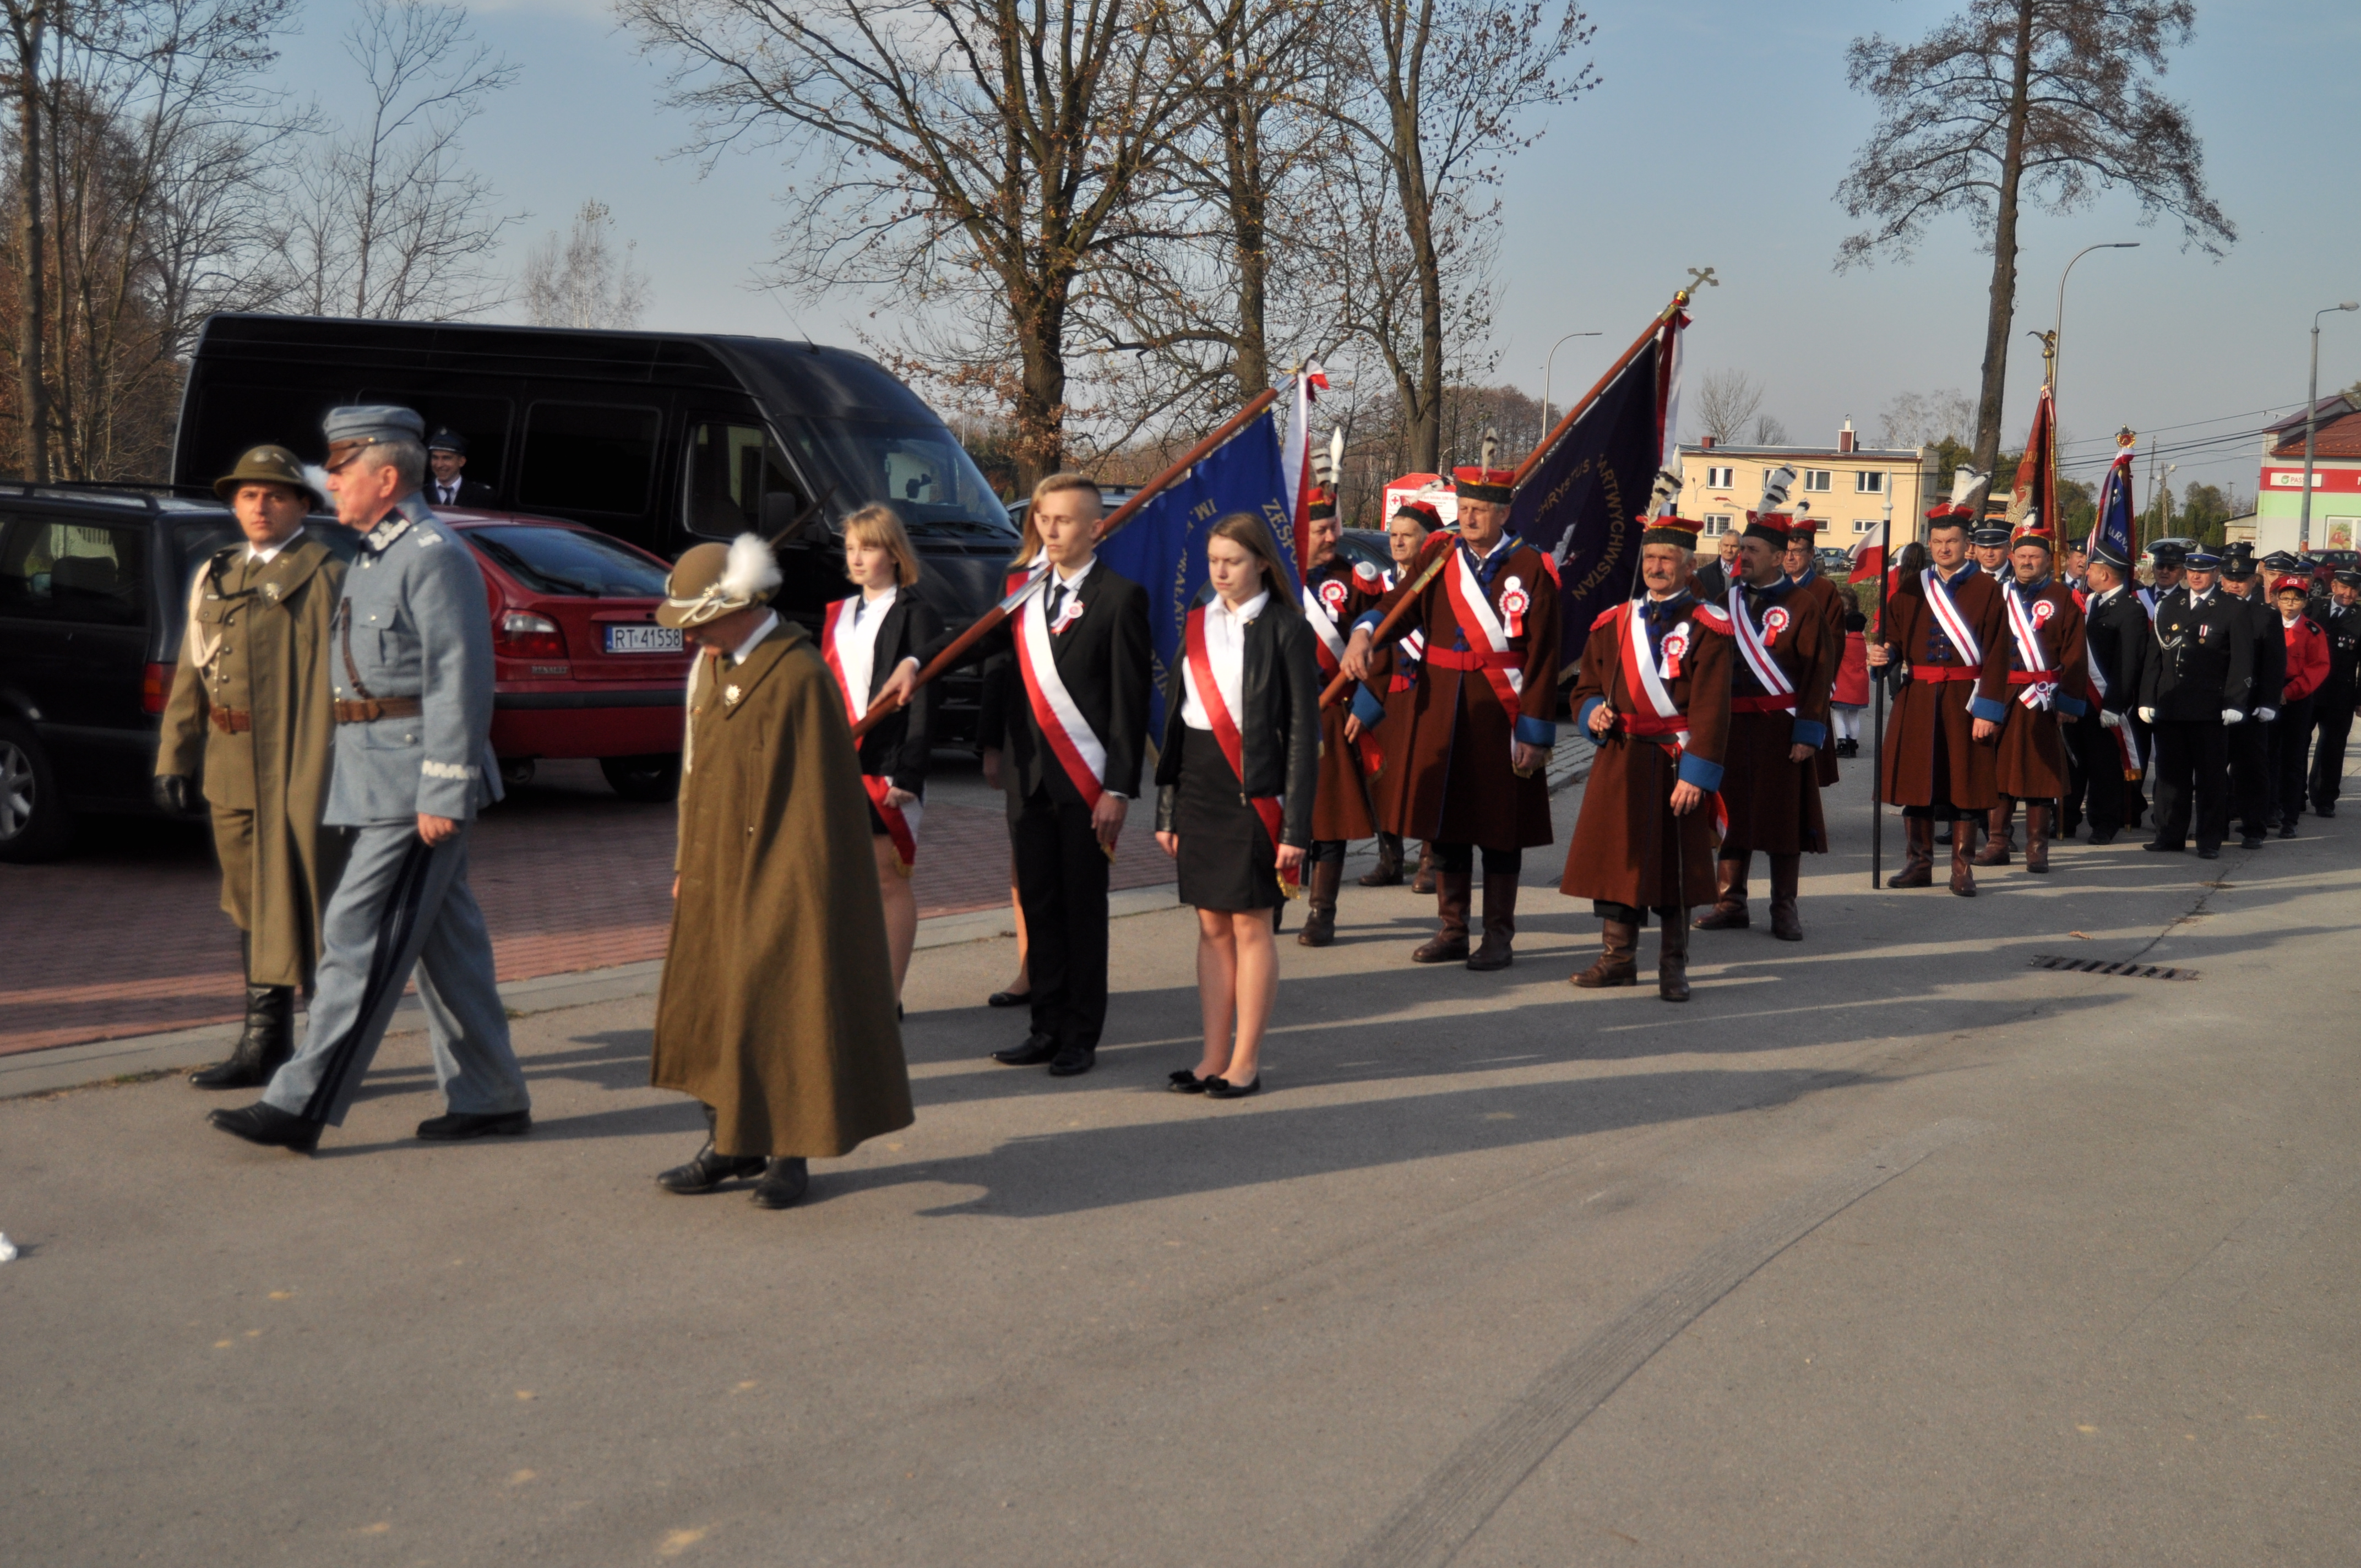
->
[[605, 624, 683, 655]]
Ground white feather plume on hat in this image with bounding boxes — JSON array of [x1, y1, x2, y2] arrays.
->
[[1646, 468, 1683, 518], [1756, 464, 1798, 516], [1949, 466, 1990, 510], [721, 532, 782, 603]]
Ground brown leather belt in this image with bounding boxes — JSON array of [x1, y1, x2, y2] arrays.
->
[[209, 707, 254, 733], [334, 697, 423, 723]]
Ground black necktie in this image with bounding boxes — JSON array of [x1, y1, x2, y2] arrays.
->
[[1047, 581, 1068, 624]]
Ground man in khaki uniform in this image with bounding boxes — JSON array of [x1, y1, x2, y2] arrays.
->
[[156, 447, 350, 1089]]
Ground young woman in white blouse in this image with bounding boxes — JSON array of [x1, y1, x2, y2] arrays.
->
[[822, 505, 944, 1005], [1152, 513, 1321, 1099]]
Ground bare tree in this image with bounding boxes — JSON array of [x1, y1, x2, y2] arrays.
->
[[1328, 0, 1595, 473], [1749, 413, 1788, 447], [1834, 0, 2234, 477], [519, 199, 651, 330], [287, 0, 518, 322], [1875, 386, 1976, 448], [0, 0, 304, 478], [623, 0, 1197, 490], [1692, 368, 1763, 444]]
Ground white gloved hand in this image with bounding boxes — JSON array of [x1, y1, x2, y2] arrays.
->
[[2138, 706, 2157, 723], [2257, 706, 2278, 722], [2099, 709, 2123, 729], [2222, 707, 2245, 725]]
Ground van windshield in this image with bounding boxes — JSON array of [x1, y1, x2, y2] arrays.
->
[[778, 417, 1015, 541]]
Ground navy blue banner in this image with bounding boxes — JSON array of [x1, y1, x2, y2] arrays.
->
[[1508, 336, 1664, 682], [1095, 410, 1301, 738]]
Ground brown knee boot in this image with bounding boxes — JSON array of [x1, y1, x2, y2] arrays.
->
[[1767, 853, 1803, 940], [1410, 841, 1437, 895], [1358, 832, 1404, 887], [1692, 855, 1751, 929], [1891, 816, 1934, 887], [1572, 920, 1638, 988], [1412, 870, 1472, 962], [2025, 802, 2052, 874], [1972, 798, 2015, 865], [1467, 873, 1519, 971], [1657, 911, 1692, 1001], [1949, 820, 1978, 896], [1297, 858, 1343, 946]]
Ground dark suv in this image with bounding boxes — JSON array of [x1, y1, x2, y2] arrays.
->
[[0, 486, 243, 860]]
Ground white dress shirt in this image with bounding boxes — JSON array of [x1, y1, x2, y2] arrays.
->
[[247, 526, 304, 565], [728, 609, 780, 666], [1180, 590, 1268, 731], [836, 587, 896, 711]]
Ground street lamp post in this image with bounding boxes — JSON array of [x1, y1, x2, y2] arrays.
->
[[1540, 331, 1602, 429], [2302, 302, 2360, 551], [2048, 242, 2139, 399]]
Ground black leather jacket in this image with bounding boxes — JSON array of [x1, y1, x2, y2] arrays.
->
[[1154, 601, 1321, 847]]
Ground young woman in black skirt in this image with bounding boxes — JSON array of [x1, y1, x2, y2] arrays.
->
[[1152, 513, 1321, 1099], [822, 504, 944, 1007]]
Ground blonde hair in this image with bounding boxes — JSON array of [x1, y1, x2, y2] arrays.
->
[[1016, 471, 1102, 567], [842, 503, 922, 587], [1205, 511, 1298, 612]]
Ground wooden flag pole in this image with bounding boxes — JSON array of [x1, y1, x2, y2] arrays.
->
[[1870, 488, 1892, 888], [849, 388, 1280, 739], [1319, 288, 1691, 711]]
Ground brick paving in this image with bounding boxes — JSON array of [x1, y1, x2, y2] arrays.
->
[[1, 759, 1178, 1058]]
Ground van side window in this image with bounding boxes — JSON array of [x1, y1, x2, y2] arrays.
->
[[686, 420, 803, 538], [0, 520, 148, 626], [518, 403, 660, 514]]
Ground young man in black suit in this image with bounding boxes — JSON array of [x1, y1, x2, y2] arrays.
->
[[884, 473, 1151, 1077], [426, 430, 497, 509]]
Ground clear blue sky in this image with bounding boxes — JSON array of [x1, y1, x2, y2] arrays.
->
[[270, 0, 2359, 503]]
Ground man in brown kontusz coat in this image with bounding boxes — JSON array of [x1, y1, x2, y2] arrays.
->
[[156, 445, 350, 1090], [649, 533, 913, 1211]]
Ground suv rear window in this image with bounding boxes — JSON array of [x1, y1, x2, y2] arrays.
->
[[0, 519, 149, 625], [467, 525, 669, 598]]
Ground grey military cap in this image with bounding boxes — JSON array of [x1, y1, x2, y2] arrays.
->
[[324, 405, 426, 466]]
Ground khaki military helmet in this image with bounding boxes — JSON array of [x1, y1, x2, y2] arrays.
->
[[214, 444, 325, 510], [657, 533, 785, 629]]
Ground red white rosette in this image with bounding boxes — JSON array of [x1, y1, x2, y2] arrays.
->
[[1500, 575, 1530, 639]]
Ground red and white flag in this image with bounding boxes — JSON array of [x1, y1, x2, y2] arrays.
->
[[1280, 361, 1329, 565]]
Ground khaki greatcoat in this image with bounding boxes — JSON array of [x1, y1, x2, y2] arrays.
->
[[651, 620, 914, 1159], [155, 532, 350, 989]]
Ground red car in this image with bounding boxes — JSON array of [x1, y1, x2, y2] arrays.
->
[[448, 511, 692, 800]]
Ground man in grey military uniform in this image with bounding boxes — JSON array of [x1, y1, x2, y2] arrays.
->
[[210, 406, 532, 1155]]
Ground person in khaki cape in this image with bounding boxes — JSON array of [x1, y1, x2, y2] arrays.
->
[[650, 533, 913, 1211], [156, 445, 350, 1089]]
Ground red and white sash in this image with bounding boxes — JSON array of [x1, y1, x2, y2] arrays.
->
[[1183, 605, 1296, 895], [2003, 587, 2059, 710], [1442, 547, 1524, 752], [1616, 601, 1728, 833], [1922, 567, 1984, 666], [1014, 571, 1110, 808], [820, 596, 919, 871], [1302, 575, 1349, 673], [1723, 586, 1797, 707]]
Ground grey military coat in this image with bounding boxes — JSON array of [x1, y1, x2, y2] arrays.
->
[[328, 499, 504, 826]]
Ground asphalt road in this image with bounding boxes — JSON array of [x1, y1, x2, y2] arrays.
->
[[5, 769, 2357, 1565]]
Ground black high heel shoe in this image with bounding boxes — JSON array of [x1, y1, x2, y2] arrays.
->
[[1167, 1070, 1209, 1093], [1204, 1076, 1261, 1101]]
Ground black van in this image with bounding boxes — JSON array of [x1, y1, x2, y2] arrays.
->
[[173, 314, 1022, 739]]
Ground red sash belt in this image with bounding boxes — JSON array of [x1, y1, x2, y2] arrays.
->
[[1730, 694, 1798, 714], [1620, 711, 1689, 739], [1424, 647, 1523, 673], [1911, 665, 1980, 683], [2005, 671, 2052, 684]]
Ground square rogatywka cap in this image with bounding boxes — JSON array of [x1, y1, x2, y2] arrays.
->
[[323, 405, 426, 465]]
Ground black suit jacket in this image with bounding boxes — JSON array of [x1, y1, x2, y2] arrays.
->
[[1152, 601, 1322, 847], [2140, 588, 2253, 721], [2238, 593, 2286, 709], [922, 559, 1151, 805], [1692, 558, 1734, 603], [834, 591, 943, 792], [2083, 587, 2150, 716], [430, 478, 496, 509]]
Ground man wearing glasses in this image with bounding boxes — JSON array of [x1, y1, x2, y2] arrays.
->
[[208, 405, 531, 1155]]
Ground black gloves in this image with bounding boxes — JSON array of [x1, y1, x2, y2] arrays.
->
[[154, 774, 197, 814]]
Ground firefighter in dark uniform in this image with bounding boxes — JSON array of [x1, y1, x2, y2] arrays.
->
[[2306, 568, 2361, 817], [2070, 541, 2150, 843], [2221, 546, 2282, 847], [2136, 547, 2253, 860]]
